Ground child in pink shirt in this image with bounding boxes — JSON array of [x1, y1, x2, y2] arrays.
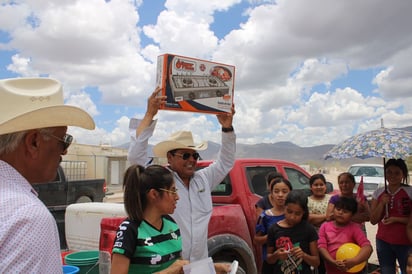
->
[[318, 196, 372, 274]]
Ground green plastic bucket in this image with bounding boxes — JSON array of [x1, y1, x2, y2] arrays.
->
[[65, 250, 99, 274]]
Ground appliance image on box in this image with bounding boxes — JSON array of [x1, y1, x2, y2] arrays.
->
[[170, 74, 230, 101], [156, 53, 235, 115]]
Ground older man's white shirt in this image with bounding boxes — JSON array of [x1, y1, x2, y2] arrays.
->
[[0, 161, 62, 273]]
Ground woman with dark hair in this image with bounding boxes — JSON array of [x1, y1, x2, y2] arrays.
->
[[111, 164, 189, 274], [326, 172, 370, 225], [370, 158, 412, 274]]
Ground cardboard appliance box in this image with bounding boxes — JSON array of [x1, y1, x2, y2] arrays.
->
[[156, 53, 235, 114]]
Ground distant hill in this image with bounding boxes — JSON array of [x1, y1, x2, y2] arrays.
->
[[200, 141, 337, 164], [118, 126, 412, 167], [118, 141, 378, 167]]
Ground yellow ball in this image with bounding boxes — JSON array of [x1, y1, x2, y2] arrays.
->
[[336, 243, 366, 273]]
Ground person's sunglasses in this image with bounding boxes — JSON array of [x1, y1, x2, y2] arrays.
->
[[47, 133, 73, 151], [158, 188, 178, 195], [173, 152, 200, 160]]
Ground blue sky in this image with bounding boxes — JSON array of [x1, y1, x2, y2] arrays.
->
[[1, 0, 412, 147]]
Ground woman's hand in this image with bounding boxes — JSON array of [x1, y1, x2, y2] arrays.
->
[[155, 259, 189, 274], [380, 193, 390, 205], [382, 216, 408, 225], [214, 262, 231, 274]]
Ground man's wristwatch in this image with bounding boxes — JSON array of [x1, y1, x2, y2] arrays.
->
[[222, 126, 234, 132]]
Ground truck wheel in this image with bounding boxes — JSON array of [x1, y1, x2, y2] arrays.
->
[[208, 234, 258, 274], [76, 196, 92, 203]]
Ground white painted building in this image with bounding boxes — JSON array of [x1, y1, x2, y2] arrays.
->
[[63, 143, 128, 187]]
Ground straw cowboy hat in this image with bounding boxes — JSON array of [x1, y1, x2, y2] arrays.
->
[[153, 131, 208, 158], [0, 77, 95, 135]]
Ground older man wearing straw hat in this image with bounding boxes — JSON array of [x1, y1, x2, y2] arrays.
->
[[0, 78, 95, 273], [128, 87, 236, 268]]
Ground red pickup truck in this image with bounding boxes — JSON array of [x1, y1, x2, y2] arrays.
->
[[99, 158, 334, 274]]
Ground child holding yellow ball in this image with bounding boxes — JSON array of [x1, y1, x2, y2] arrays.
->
[[318, 197, 372, 274]]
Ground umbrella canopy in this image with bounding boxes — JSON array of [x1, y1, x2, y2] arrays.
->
[[324, 127, 412, 160], [324, 126, 412, 202]]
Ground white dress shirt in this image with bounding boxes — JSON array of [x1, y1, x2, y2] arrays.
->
[[0, 160, 62, 273], [128, 119, 236, 262]]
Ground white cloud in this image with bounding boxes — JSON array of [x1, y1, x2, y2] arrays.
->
[[2, 0, 412, 148], [66, 92, 99, 117], [293, 59, 348, 91], [7, 54, 39, 76], [143, 10, 219, 58], [4, 0, 154, 105], [373, 46, 412, 98]]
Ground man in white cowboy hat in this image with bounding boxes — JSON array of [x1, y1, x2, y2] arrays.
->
[[0, 77, 95, 273], [128, 87, 235, 269]]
